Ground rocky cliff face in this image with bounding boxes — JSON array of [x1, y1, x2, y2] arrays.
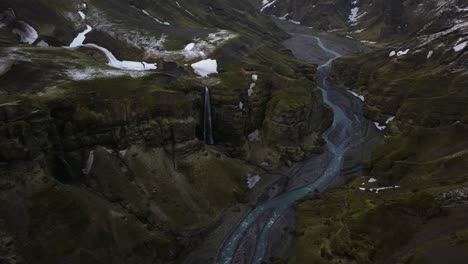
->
[[343, 0, 468, 41], [329, 0, 468, 171], [0, 78, 253, 263], [0, 0, 331, 263], [256, 0, 351, 30]]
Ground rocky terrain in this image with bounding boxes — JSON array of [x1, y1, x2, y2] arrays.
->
[[0, 1, 332, 263], [257, 0, 351, 30], [0, 0, 467, 264], [257, 1, 468, 264]]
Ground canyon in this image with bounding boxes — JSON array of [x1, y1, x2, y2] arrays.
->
[[0, 1, 467, 264]]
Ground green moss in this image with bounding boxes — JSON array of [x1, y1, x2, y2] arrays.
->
[[371, 125, 468, 186], [253, 45, 297, 77], [163, 38, 192, 51], [60, 76, 144, 95], [358, 20, 384, 40], [177, 152, 249, 210], [270, 77, 315, 112], [290, 178, 444, 264], [352, 193, 439, 256], [19, 185, 91, 264], [18, 180, 176, 264], [29, 186, 91, 236]]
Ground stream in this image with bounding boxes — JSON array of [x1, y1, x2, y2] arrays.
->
[[217, 32, 375, 264]]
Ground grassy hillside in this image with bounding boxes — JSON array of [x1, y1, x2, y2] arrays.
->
[[286, 0, 468, 263], [0, 0, 331, 263]]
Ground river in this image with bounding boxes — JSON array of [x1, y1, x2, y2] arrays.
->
[[216, 23, 382, 264]]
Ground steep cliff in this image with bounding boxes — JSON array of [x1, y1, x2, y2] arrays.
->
[[0, 0, 332, 263]]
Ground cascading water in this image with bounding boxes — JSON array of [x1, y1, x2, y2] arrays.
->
[[204, 87, 215, 145], [217, 36, 352, 264]]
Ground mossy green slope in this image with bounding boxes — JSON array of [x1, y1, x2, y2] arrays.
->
[[290, 176, 468, 264], [0, 1, 331, 263], [285, 0, 468, 262]]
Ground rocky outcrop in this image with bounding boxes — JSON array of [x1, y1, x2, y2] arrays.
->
[[0, 86, 200, 159], [0, 90, 254, 263], [211, 70, 330, 166], [206, 38, 331, 166], [0, 0, 338, 263], [263, 77, 331, 163], [328, 0, 468, 187], [257, 0, 351, 30]]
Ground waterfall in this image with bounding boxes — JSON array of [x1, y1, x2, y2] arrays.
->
[[203, 87, 214, 145]]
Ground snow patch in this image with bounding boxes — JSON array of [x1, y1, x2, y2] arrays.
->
[[288, 19, 301, 25], [0, 101, 20, 107], [417, 21, 468, 48], [248, 129, 262, 143], [184, 43, 195, 51], [454, 41, 467, 52], [397, 49, 410, 56], [368, 178, 377, 183], [248, 74, 258, 97], [208, 30, 236, 44], [369, 186, 400, 194], [183, 8, 196, 17], [191, 59, 218, 77], [374, 122, 386, 131], [239, 101, 244, 110], [141, 9, 170, 25], [261, 0, 278, 12], [374, 116, 394, 131], [355, 11, 367, 21], [119, 149, 128, 158], [427, 50, 433, 58], [83, 43, 157, 71], [386, 116, 395, 124], [148, 30, 236, 61], [359, 185, 400, 193], [69, 25, 92, 47], [36, 40, 49, 47], [69, 25, 157, 71], [349, 7, 359, 23], [66, 68, 147, 80], [247, 174, 261, 189], [279, 13, 289, 20], [248, 83, 255, 97], [78, 11, 86, 20], [348, 1, 361, 25], [327, 28, 345, 33], [12, 21, 38, 44], [390, 49, 410, 57], [347, 90, 365, 101]]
